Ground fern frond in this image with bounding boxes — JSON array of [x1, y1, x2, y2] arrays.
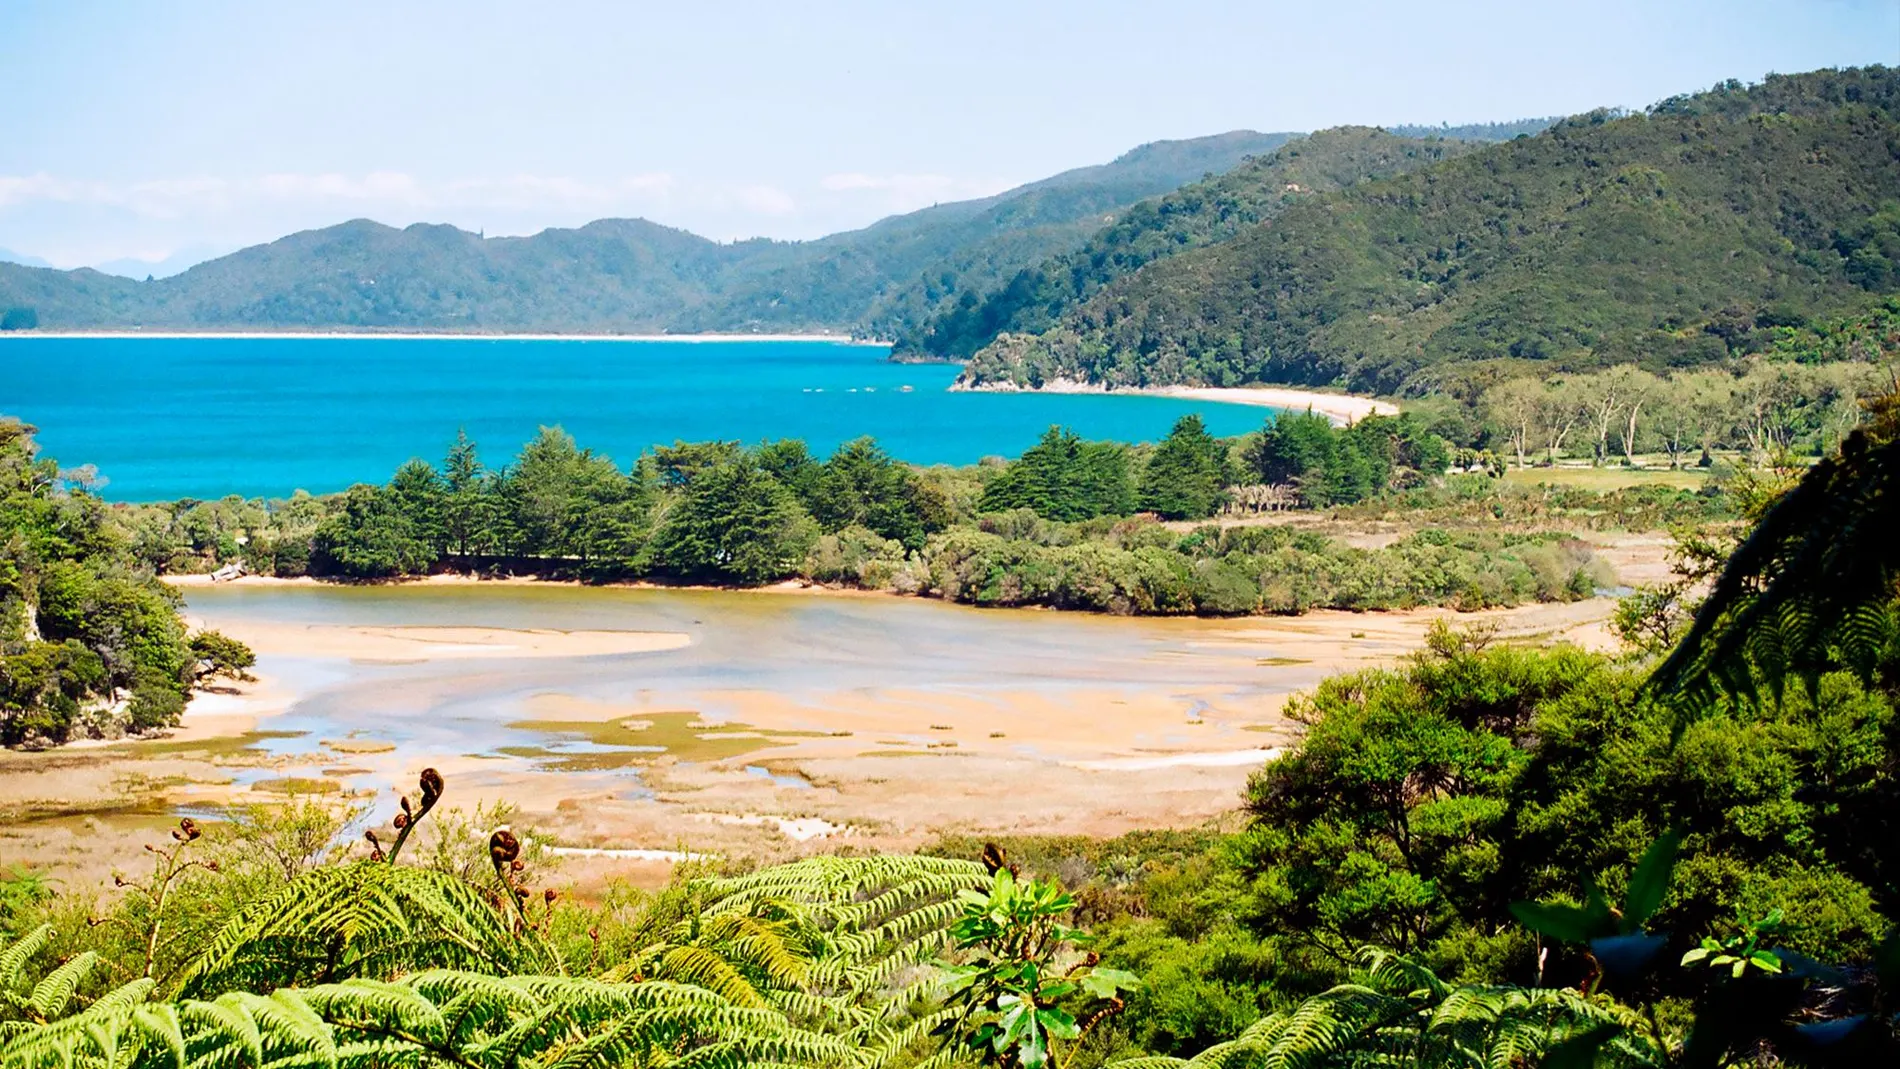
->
[[174, 861, 523, 998], [1651, 407, 1900, 704], [23, 954, 99, 1023], [0, 927, 53, 998]]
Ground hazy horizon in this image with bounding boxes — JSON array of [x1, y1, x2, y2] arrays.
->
[[3, 0, 1895, 271]]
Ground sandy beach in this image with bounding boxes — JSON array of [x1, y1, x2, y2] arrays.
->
[[1144, 385, 1399, 423], [955, 378, 1398, 425]]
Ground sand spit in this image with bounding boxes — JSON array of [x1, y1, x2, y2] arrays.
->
[[196, 619, 690, 661]]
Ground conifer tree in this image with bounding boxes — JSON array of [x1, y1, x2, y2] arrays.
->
[[1138, 415, 1230, 520]]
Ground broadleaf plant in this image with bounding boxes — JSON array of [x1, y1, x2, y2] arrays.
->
[[937, 850, 1137, 1068]]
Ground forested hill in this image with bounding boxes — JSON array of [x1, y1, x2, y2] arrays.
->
[[0, 131, 1299, 336], [959, 67, 1900, 397], [891, 127, 1492, 361]]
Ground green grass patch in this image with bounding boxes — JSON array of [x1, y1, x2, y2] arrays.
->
[[115, 730, 304, 758], [249, 777, 341, 795], [502, 710, 801, 770]]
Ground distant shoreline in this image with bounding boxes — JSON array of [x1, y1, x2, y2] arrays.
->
[[955, 379, 1399, 424], [0, 330, 891, 344]]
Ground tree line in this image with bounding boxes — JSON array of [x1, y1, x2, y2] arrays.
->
[[188, 414, 1458, 585], [1482, 352, 1893, 469], [108, 413, 1698, 620]]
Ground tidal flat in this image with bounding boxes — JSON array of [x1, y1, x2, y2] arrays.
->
[[0, 578, 1631, 889]]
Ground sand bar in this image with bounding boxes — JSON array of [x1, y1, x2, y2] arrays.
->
[[204, 620, 689, 661]]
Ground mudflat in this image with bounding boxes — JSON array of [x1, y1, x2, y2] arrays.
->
[[0, 558, 1641, 890]]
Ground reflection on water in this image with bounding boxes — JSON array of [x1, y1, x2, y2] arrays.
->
[[184, 583, 1313, 790]]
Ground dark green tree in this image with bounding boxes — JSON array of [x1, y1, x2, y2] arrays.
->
[[310, 485, 433, 579], [570, 463, 652, 573], [499, 427, 589, 557], [440, 430, 491, 565], [755, 439, 822, 502], [809, 437, 946, 549], [978, 427, 1134, 521], [1247, 410, 1337, 487], [649, 454, 816, 583], [188, 630, 256, 685], [1138, 415, 1230, 520], [386, 459, 446, 557], [1248, 412, 1448, 506], [646, 440, 742, 489]]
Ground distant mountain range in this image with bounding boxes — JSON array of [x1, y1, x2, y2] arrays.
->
[[0, 122, 1547, 338], [1, 245, 239, 278], [91, 245, 234, 280], [0, 132, 1305, 335], [0, 247, 53, 270], [25, 64, 1881, 404]]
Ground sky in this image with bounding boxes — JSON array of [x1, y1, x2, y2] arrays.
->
[[1, 0, 1895, 272]]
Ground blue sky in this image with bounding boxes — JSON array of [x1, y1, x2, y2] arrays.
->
[[1, 0, 1894, 270]]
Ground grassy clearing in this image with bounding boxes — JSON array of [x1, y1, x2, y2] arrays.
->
[[1502, 465, 1711, 491]]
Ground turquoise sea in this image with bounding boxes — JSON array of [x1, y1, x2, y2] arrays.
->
[[1, 336, 1274, 501]]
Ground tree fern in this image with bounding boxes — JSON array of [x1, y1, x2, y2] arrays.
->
[[600, 855, 988, 1045], [3, 969, 868, 1069], [1107, 948, 1657, 1069], [6, 846, 989, 1069], [0, 927, 53, 1015], [1650, 388, 1900, 706], [1, 925, 147, 1036], [172, 860, 532, 998]]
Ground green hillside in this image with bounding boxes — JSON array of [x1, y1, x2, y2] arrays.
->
[[893, 127, 1491, 360], [960, 68, 1900, 396], [0, 131, 1296, 336]]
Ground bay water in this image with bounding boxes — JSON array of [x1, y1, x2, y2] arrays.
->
[[1, 335, 1274, 500]]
